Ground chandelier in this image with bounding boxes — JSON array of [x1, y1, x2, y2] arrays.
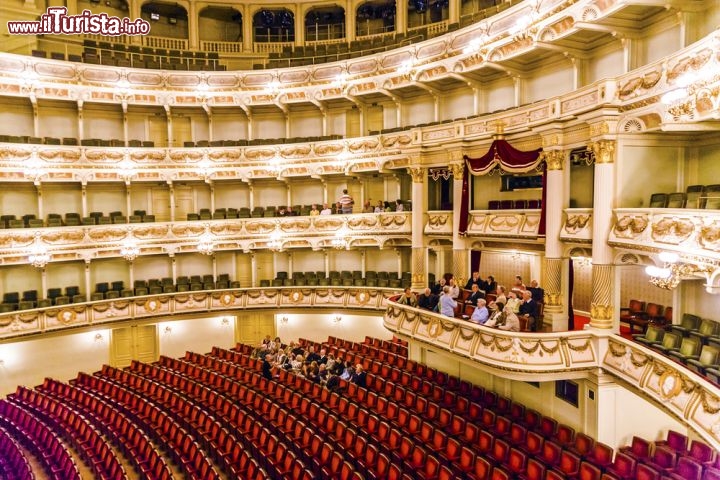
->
[[28, 244, 50, 268], [645, 252, 698, 290], [120, 242, 139, 261], [197, 233, 215, 255], [331, 235, 348, 250], [268, 230, 283, 252]]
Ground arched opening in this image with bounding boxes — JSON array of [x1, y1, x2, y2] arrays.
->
[[198, 7, 242, 44], [356, 0, 396, 38], [408, 0, 449, 29], [141, 1, 188, 40], [253, 9, 295, 43], [304, 6, 346, 42]]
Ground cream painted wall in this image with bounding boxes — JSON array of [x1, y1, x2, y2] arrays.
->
[[86, 184, 125, 215], [292, 250, 325, 273], [477, 251, 532, 290], [683, 281, 720, 321], [215, 182, 251, 209], [213, 110, 249, 140], [254, 181, 287, 207], [194, 184, 212, 211], [328, 250, 363, 272], [84, 106, 123, 140], [175, 253, 214, 279], [274, 312, 391, 345], [442, 88, 474, 120], [289, 111, 323, 138], [0, 265, 41, 296], [0, 329, 112, 396], [618, 145, 680, 207], [572, 260, 592, 313], [197, 15, 241, 42], [643, 25, 681, 65], [90, 258, 129, 288], [569, 163, 594, 208], [38, 105, 78, 139], [134, 255, 173, 281], [366, 249, 399, 273], [486, 79, 514, 113], [254, 114, 286, 139], [619, 266, 672, 312], [158, 316, 236, 360], [587, 44, 624, 83], [43, 184, 83, 217], [291, 181, 324, 206], [326, 111, 347, 137], [46, 262, 84, 294], [526, 62, 574, 103], [193, 116, 210, 142], [0, 186, 36, 217], [0, 99, 33, 136], [402, 97, 434, 125]]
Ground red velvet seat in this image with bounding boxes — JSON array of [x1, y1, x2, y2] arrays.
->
[[553, 424, 576, 447], [539, 440, 562, 467], [570, 432, 595, 457], [686, 439, 715, 464], [468, 456, 493, 480], [655, 430, 688, 453], [556, 449, 581, 477], [619, 436, 650, 462], [663, 457, 702, 480], [579, 461, 603, 480], [604, 451, 637, 480], [522, 430, 545, 456], [517, 458, 546, 480], [636, 463, 661, 480], [507, 447, 528, 475]]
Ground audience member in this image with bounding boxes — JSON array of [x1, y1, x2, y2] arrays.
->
[[528, 279, 544, 303], [484, 275, 497, 294], [513, 275, 526, 290], [470, 299, 489, 324], [519, 289, 540, 332], [362, 200, 374, 213], [397, 287, 418, 307], [291, 354, 304, 370], [439, 286, 458, 317], [465, 271, 483, 290], [448, 278, 460, 299], [395, 199, 404, 211], [277, 206, 288, 216], [320, 203, 332, 215], [374, 200, 384, 213], [506, 290, 521, 314], [498, 304, 520, 331], [262, 354, 274, 379], [431, 277, 447, 295], [317, 348, 328, 365], [494, 285, 507, 306], [305, 345, 320, 364], [286, 206, 297, 216], [351, 364, 367, 388], [465, 283, 485, 306], [335, 201, 343, 214], [331, 356, 345, 376], [310, 204, 320, 216], [326, 374, 342, 392], [338, 189, 354, 214], [418, 288, 439, 311]]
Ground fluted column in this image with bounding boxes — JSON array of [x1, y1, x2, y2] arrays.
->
[[242, 5, 254, 52], [448, 0, 460, 24], [450, 161, 467, 287], [409, 166, 427, 290], [543, 150, 568, 330], [294, 5, 305, 46], [589, 140, 616, 329], [396, 0, 408, 34], [346, 1, 356, 43], [188, 1, 198, 50]]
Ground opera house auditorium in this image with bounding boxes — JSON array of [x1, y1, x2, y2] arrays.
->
[[0, 0, 719, 478]]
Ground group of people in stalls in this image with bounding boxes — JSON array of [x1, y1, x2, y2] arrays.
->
[[257, 335, 366, 391], [395, 272, 544, 332]]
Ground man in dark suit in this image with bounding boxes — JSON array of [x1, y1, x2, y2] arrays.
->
[[528, 280, 545, 303], [464, 271, 483, 290], [262, 354, 274, 380], [351, 364, 367, 388], [418, 288, 439, 311], [465, 283, 485, 306], [518, 290, 540, 331]]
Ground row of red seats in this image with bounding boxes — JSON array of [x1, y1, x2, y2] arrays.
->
[[37, 377, 171, 479], [9, 387, 125, 480], [73, 371, 220, 480], [326, 334, 410, 357], [0, 425, 34, 480], [0, 399, 80, 480]]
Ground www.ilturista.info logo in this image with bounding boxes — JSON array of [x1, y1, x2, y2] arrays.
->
[[8, 7, 150, 36]]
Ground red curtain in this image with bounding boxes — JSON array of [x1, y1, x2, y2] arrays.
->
[[459, 140, 544, 236], [464, 140, 543, 175]]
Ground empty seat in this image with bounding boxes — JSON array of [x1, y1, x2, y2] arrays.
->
[[649, 193, 668, 208]]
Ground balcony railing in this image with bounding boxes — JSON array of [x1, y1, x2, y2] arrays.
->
[[385, 299, 720, 451], [466, 210, 542, 239], [560, 208, 593, 243], [0, 286, 395, 340], [424, 211, 453, 236], [609, 208, 720, 261], [0, 212, 411, 266]]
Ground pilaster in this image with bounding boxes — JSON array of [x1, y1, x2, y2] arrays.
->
[[589, 139, 616, 330], [396, 0, 408, 35], [409, 165, 427, 290], [543, 149, 568, 330], [449, 159, 466, 287]]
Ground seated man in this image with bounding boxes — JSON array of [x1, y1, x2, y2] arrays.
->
[[518, 290, 540, 331], [527, 279, 544, 303], [431, 277, 447, 296], [470, 299, 489, 324], [418, 288, 439, 311], [320, 203, 332, 215], [465, 283, 485, 306], [397, 287, 417, 307], [465, 271, 483, 290]]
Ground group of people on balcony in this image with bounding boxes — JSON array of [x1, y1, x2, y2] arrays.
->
[[257, 336, 366, 390], [397, 272, 543, 332], [275, 193, 404, 217]]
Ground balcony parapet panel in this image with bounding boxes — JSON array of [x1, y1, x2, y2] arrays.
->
[[466, 210, 542, 240], [609, 208, 720, 262], [0, 213, 411, 266], [0, 286, 395, 340], [560, 208, 593, 243], [424, 211, 453, 236], [385, 299, 720, 451]]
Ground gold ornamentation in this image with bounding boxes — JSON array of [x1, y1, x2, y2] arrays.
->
[[544, 150, 565, 170], [657, 370, 683, 399], [564, 338, 591, 352], [588, 140, 615, 164], [428, 318, 443, 338], [613, 215, 648, 237], [590, 303, 613, 321], [58, 309, 77, 324], [219, 293, 234, 306], [407, 167, 425, 183], [564, 214, 591, 233], [144, 298, 161, 312], [448, 162, 464, 178], [355, 291, 370, 305], [651, 218, 695, 243]]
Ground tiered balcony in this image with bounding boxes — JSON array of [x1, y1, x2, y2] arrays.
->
[[561, 208, 593, 243], [466, 209, 543, 240]]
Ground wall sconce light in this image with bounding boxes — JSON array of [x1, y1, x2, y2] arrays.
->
[[164, 326, 172, 334], [120, 241, 139, 262], [333, 315, 342, 324], [94, 333, 104, 342], [197, 232, 215, 255], [571, 256, 592, 268], [220, 317, 230, 327], [0, 359, 5, 366], [280, 316, 289, 325], [645, 252, 704, 290]]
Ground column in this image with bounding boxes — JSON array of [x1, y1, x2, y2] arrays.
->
[[589, 140, 616, 330], [396, 249, 402, 278], [324, 251, 330, 277], [396, 0, 408, 34], [212, 255, 217, 279], [408, 166, 427, 290], [77, 102, 84, 141], [242, 5, 253, 52], [36, 186, 43, 221], [346, 0, 356, 43], [81, 184, 88, 216], [361, 250, 366, 277], [209, 182, 215, 212], [128, 0, 142, 45], [294, 5, 305, 47], [448, 0, 460, 24], [250, 253, 257, 287], [288, 252, 294, 278], [449, 161, 467, 287], [169, 184, 176, 222], [248, 182, 254, 210], [84, 261, 91, 300], [543, 150, 568, 331], [125, 185, 132, 217], [188, 1, 198, 50], [171, 256, 177, 282]]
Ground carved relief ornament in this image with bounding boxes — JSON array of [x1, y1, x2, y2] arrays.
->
[[588, 140, 615, 164], [543, 150, 565, 170], [407, 166, 426, 183], [448, 162, 465, 178]]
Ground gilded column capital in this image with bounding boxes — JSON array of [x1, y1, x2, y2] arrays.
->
[[543, 150, 565, 171], [448, 162, 465, 178], [407, 166, 426, 183], [588, 140, 615, 164], [448, 150, 464, 162]]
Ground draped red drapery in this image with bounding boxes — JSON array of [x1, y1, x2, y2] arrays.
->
[[459, 140, 544, 236]]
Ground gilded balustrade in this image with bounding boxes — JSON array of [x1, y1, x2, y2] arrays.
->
[[466, 210, 542, 239], [0, 213, 411, 265], [560, 208, 593, 243], [386, 298, 720, 450], [0, 286, 396, 340], [424, 211, 453, 236]]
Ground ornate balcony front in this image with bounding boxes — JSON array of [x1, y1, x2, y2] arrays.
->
[[0, 286, 395, 340], [466, 210, 542, 240], [0, 212, 411, 265], [560, 208, 593, 243], [424, 211, 452, 236], [385, 299, 720, 450]]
